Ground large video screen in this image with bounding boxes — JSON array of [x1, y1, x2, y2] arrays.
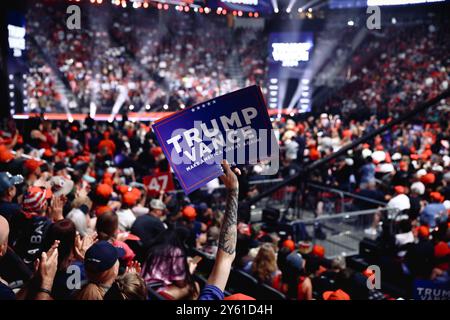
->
[[268, 32, 314, 79]]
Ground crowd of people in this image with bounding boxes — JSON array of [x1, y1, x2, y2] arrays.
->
[[2, 0, 449, 301], [26, 2, 261, 114]]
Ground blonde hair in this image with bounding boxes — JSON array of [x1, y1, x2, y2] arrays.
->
[[107, 273, 147, 300], [76, 262, 118, 300], [251, 243, 277, 283]]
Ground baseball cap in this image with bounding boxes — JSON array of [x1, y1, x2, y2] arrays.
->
[[123, 192, 139, 206], [417, 226, 430, 239], [84, 241, 125, 273], [95, 205, 113, 217], [24, 159, 44, 174], [298, 241, 313, 255], [182, 206, 197, 221], [394, 185, 405, 194], [50, 176, 74, 197], [312, 244, 325, 258], [323, 289, 351, 300], [430, 192, 443, 203], [0, 172, 23, 193], [286, 252, 304, 273], [150, 199, 166, 211], [410, 182, 425, 195], [0, 145, 14, 163], [23, 186, 52, 212], [420, 173, 436, 185], [96, 183, 113, 199], [282, 239, 296, 252]]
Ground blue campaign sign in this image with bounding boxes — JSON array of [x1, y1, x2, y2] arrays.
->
[[413, 280, 450, 300], [152, 85, 277, 194]]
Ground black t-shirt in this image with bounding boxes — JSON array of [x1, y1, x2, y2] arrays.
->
[[0, 281, 15, 300], [0, 201, 21, 223], [131, 214, 165, 249], [10, 212, 52, 267]]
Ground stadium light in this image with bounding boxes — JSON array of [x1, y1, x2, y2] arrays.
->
[[129, 105, 134, 110], [143, 2, 149, 8], [222, 9, 227, 14], [145, 104, 151, 110], [270, 78, 278, 84], [286, 0, 297, 14], [392, 17, 397, 24], [271, 0, 279, 13], [254, 12, 259, 17], [121, 0, 126, 8], [163, 104, 169, 110], [180, 103, 185, 109], [347, 20, 354, 26]]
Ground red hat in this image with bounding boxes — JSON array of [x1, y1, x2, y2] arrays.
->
[[23, 186, 52, 212], [430, 192, 443, 203], [123, 192, 138, 206], [95, 205, 112, 216], [282, 239, 296, 252], [43, 149, 53, 158], [96, 183, 113, 199], [417, 226, 430, 239], [394, 185, 405, 194], [399, 161, 408, 171], [182, 206, 197, 221], [0, 145, 14, 163], [224, 293, 256, 300], [434, 242, 450, 258], [24, 159, 44, 174], [323, 289, 350, 300], [362, 143, 370, 149], [410, 154, 419, 160], [151, 147, 163, 158], [420, 173, 436, 185], [312, 244, 325, 258]]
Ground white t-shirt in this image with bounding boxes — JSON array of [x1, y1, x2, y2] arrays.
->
[[395, 231, 414, 257], [117, 208, 136, 232]]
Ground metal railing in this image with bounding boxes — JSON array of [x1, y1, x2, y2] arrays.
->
[[290, 207, 398, 259]]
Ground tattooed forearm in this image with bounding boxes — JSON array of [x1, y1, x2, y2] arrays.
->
[[218, 188, 239, 255]]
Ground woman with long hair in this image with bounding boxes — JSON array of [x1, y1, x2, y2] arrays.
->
[[141, 228, 199, 300], [272, 251, 313, 300], [249, 243, 280, 285], [41, 219, 94, 299]]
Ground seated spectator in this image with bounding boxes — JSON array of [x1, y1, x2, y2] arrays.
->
[[245, 243, 280, 285], [140, 228, 199, 300], [0, 172, 23, 223], [76, 241, 123, 300], [104, 272, 147, 300], [131, 199, 167, 251], [273, 251, 313, 300]]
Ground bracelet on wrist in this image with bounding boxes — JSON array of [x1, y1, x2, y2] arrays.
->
[[38, 287, 52, 295]]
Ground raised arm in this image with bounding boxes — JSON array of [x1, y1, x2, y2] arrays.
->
[[206, 161, 240, 292]]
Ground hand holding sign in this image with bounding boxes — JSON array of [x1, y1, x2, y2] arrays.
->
[[220, 160, 240, 190], [152, 85, 278, 195]]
